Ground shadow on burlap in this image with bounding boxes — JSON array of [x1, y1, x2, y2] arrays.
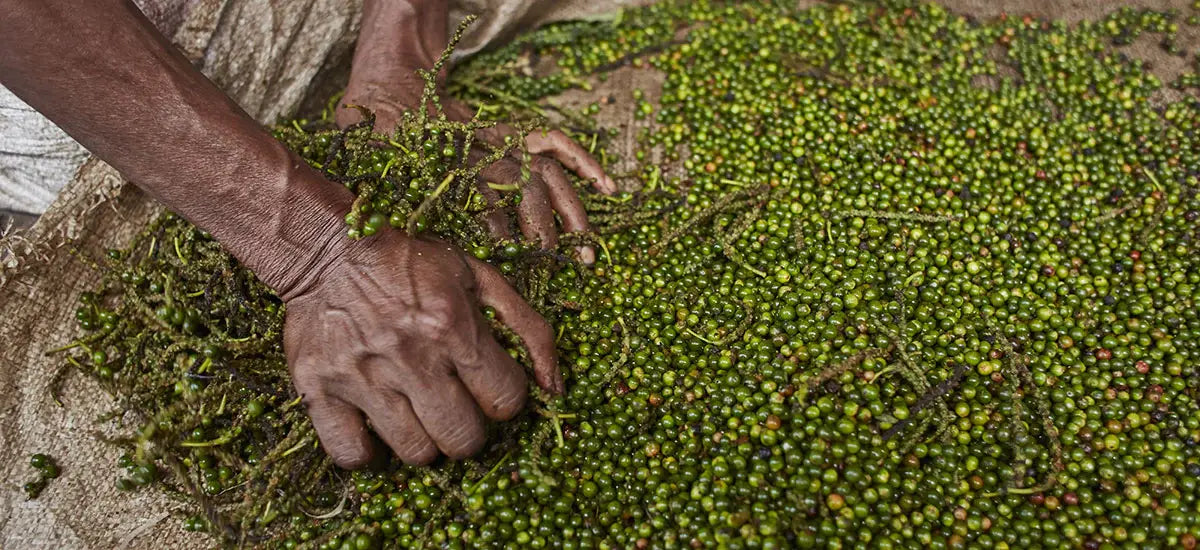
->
[[0, 0, 1196, 548]]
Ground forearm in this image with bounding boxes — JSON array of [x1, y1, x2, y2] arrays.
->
[[0, 0, 350, 297]]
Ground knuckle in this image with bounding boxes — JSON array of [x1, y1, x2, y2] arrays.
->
[[526, 174, 550, 196], [332, 449, 371, 470], [455, 345, 486, 370], [299, 381, 341, 410], [328, 438, 371, 469], [489, 158, 521, 182], [293, 372, 321, 396], [398, 440, 439, 466], [312, 365, 346, 386], [410, 300, 460, 341], [490, 388, 527, 421], [299, 389, 323, 409], [439, 420, 485, 459]]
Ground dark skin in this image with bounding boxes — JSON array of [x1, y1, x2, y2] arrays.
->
[[0, 0, 612, 467], [338, 0, 616, 261]]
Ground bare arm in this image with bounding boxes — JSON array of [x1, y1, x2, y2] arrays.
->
[[0, 0, 349, 297], [0, 0, 563, 467]]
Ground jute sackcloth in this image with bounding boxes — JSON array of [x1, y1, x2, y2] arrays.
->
[[0, 0, 1195, 548]]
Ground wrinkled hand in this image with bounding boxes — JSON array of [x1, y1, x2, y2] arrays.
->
[[340, 90, 616, 262], [283, 231, 561, 467], [457, 105, 616, 264], [336, 0, 616, 261]]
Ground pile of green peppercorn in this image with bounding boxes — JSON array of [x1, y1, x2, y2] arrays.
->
[[59, 1, 1200, 548]]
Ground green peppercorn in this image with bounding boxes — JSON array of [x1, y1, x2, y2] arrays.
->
[[55, 3, 1200, 547]]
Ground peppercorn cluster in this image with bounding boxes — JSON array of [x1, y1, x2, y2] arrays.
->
[[59, 1, 1200, 549], [22, 453, 60, 500]]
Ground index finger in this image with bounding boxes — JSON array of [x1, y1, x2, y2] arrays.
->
[[525, 129, 617, 195], [464, 256, 563, 394]]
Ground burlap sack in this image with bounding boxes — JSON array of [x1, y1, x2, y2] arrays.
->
[[0, 1, 1195, 548]]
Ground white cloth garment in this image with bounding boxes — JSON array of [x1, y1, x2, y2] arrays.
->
[[0, 86, 90, 214]]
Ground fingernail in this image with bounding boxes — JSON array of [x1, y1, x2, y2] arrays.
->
[[599, 176, 617, 194], [577, 246, 596, 265], [539, 372, 558, 395]]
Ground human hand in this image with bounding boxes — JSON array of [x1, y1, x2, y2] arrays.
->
[[281, 230, 561, 467], [0, 0, 569, 470], [336, 0, 616, 262], [342, 90, 616, 263]]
